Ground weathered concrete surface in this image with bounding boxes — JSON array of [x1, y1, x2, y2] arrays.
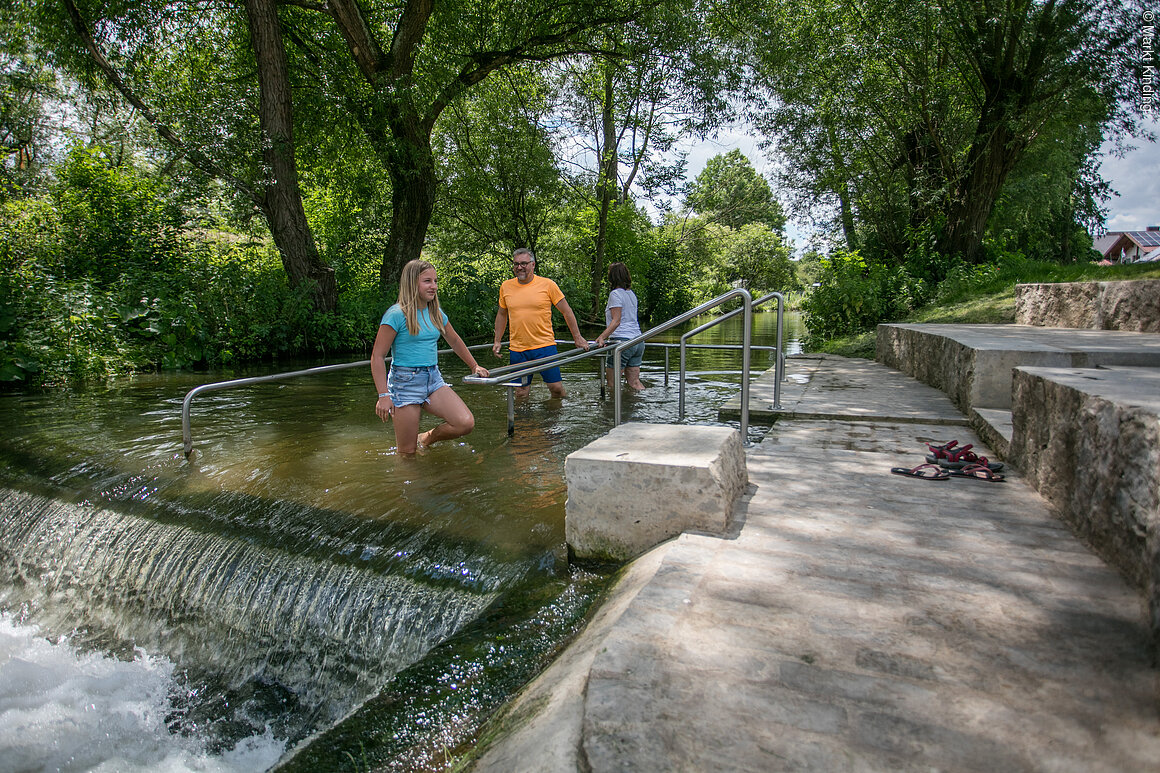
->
[[470, 355, 1159, 773], [969, 406, 1013, 460], [565, 423, 746, 562], [722, 354, 969, 427], [1010, 365, 1160, 649], [468, 545, 669, 773], [472, 416, 1160, 772], [1016, 280, 1160, 333], [877, 323, 1160, 411]]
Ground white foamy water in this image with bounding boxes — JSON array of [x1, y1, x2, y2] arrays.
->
[[0, 614, 286, 773]]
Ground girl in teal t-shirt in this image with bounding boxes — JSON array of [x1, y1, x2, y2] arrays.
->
[[371, 260, 489, 454]]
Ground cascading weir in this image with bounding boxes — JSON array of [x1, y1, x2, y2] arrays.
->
[[0, 485, 503, 746]]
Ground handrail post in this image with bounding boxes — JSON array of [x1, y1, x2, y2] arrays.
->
[[740, 300, 752, 443], [607, 288, 754, 435], [675, 291, 783, 432], [506, 383, 516, 435], [773, 294, 784, 409], [613, 348, 623, 426]]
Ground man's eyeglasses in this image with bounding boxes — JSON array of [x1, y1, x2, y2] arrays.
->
[[512, 261, 533, 268]]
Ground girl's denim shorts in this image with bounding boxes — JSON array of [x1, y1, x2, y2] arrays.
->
[[388, 364, 447, 407]]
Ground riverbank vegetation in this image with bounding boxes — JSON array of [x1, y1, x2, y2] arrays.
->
[[2, 0, 1151, 388], [812, 259, 1160, 360]]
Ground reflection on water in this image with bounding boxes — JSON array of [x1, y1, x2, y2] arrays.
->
[[0, 309, 802, 771]]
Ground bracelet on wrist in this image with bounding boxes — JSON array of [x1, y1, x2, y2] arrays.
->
[[378, 392, 389, 398]]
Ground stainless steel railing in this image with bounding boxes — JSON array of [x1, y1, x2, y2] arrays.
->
[[182, 289, 785, 455], [461, 339, 609, 435], [180, 343, 496, 457], [599, 288, 755, 439], [677, 292, 785, 418]]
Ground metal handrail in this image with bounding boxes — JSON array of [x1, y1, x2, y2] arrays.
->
[[463, 340, 597, 385], [677, 292, 785, 418], [463, 340, 603, 435], [180, 343, 496, 458], [602, 342, 777, 388], [604, 288, 753, 441], [183, 292, 773, 456]]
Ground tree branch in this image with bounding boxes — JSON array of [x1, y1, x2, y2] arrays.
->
[[425, 23, 631, 132], [276, 0, 326, 10], [326, 0, 389, 82], [60, 0, 261, 204], [386, 0, 432, 81]]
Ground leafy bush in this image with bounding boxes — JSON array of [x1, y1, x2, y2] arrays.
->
[[934, 261, 1001, 303], [800, 250, 925, 345], [49, 147, 184, 286], [428, 257, 506, 342], [0, 199, 378, 387], [639, 238, 696, 326]]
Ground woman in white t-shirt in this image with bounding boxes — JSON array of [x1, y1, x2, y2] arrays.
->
[[595, 262, 646, 392]]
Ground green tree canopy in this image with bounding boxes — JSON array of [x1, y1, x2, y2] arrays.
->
[[684, 149, 785, 233], [746, 0, 1149, 265]]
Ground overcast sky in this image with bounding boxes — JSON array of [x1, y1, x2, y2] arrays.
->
[[673, 118, 1160, 250]]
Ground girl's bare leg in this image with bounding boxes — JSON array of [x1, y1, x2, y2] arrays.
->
[[391, 403, 424, 454], [417, 386, 475, 447]]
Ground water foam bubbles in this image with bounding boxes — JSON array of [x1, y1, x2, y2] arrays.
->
[[0, 613, 286, 773]]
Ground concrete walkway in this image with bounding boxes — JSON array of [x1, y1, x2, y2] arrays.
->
[[471, 355, 1160, 772]]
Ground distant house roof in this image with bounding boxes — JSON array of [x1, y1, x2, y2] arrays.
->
[[1101, 228, 1160, 263]]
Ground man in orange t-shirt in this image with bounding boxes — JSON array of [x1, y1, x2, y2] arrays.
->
[[492, 248, 589, 398]]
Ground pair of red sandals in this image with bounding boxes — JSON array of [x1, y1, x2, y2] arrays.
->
[[891, 440, 1005, 482]]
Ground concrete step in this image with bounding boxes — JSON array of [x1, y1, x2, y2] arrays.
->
[[876, 323, 1160, 412]]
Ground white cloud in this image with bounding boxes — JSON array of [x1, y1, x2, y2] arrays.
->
[[1098, 123, 1160, 232]]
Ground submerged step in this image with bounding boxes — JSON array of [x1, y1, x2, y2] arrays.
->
[[564, 423, 747, 561]]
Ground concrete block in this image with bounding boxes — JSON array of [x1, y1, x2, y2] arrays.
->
[[1016, 280, 1160, 332], [565, 423, 747, 562], [1010, 365, 1160, 653]]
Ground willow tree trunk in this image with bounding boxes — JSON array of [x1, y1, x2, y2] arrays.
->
[[827, 124, 858, 252], [941, 112, 1025, 265], [590, 65, 618, 318], [380, 121, 437, 290], [244, 0, 336, 311]]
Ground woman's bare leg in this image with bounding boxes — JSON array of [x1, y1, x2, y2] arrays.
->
[[391, 404, 424, 454], [626, 366, 645, 391], [417, 386, 475, 447]]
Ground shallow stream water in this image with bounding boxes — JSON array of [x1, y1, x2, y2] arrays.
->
[[0, 310, 801, 772]]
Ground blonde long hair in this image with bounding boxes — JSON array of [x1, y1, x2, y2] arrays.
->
[[397, 259, 445, 336]]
